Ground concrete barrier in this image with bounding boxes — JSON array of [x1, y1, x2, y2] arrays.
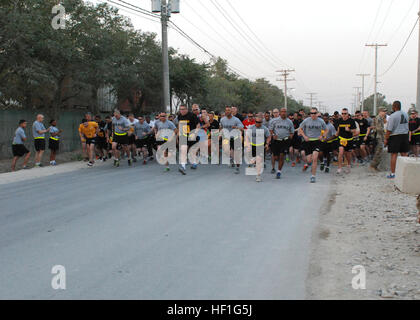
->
[[395, 157, 420, 195]]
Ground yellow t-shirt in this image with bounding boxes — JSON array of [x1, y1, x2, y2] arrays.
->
[[79, 122, 98, 139]]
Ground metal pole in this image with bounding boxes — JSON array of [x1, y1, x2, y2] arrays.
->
[[161, 0, 171, 113], [357, 74, 369, 112], [417, 1, 420, 109], [374, 45, 378, 116]]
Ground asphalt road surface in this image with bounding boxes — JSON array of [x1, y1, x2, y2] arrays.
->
[[0, 159, 331, 299]]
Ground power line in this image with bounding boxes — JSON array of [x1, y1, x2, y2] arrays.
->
[[101, 0, 161, 23], [387, 0, 417, 44], [373, 0, 395, 41], [380, 16, 419, 77]]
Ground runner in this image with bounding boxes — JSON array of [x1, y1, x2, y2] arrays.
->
[[48, 119, 62, 166], [78, 118, 99, 167], [32, 114, 49, 167], [269, 109, 280, 173], [134, 115, 153, 164], [409, 109, 420, 157], [354, 110, 370, 164], [104, 115, 113, 159], [220, 106, 244, 174], [291, 112, 304, 167], [298, 107, 328, 183], [174, 105, 200, 175], [94, 115, 107, 162], [154, 112, 177, 172], [11, 120, 31, 171], [268, 108, 294, 179], [245, 116, 271, 182], [111, 110, 130, 167], [127, 113, 139, 163], [336, 108, 357, 175], [319, 113, 338, 173]]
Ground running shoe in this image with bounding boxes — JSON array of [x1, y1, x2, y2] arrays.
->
[[320, 163, 325, 171], [325, 167, 330, 173], [256, 176, 262, 182], [143, 159, 147, 165], [271, 168, 275, 174], [165, 167, 170, 172], [87, 161, 93, 167], [344, 166, 351, 174], [128, 159, 132, 166], [191, 164, 197, 170], [291, 162, 296, 167], [178, 166, 186, 175], [310, 176, 316, 183], [386, 173, 395, 179], [302, 164, 309, 172], [23, 166, 30, 170], [276, 172, 281, 179], [234, 167, 240, 174], [115, 160, 120, 167]]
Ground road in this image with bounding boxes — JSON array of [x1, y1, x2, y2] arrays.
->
[[0, 160, 331, 299]]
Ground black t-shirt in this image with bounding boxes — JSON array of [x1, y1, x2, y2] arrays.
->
[[234, 113, 244, 122], [356, 118, 369, 135], [209, 119, 220, 130], [293, 119, 302, 136], [338, 118, 357, 139], [333, 118, 340, 130], [409, 118, 420, 132], [176, 112, 199, 136]]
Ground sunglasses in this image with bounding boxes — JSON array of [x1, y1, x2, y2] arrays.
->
[[342, 113, 348, 115], [310, 112, 317, 115], [256, 121, 262, 124]]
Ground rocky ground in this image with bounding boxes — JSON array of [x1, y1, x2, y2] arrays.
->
[[307, 165, 420, 300]]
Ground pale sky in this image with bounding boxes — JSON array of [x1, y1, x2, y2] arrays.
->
[[91, 0, 420, 113]]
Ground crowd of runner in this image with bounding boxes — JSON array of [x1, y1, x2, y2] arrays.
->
[[10, 102, 420, 182]]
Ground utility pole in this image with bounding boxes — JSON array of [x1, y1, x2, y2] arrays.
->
[[306, 92, 317, 109], [318, 101, 323, 113], [366, 44, 387, 115], [356, 73, 370, 112], [276, 69, 295, 110], [152, 0, 180, 113], [417, 1, 420, 109], [353, 87, 361, 111]]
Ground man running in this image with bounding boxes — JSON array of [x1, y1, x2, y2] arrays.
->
[[354, 110, 371, 164], [154, 112, 177, 172], [336, 108, 357, 175], [127, 113, 139, 163], [32, 114, 49, 167], [291, 113, 304, 167], [11, 120, 31, 171], [78, 118, 99, 166], [298, 107, 328, 183], [268, 108, 294, 179], [319, 113, 338, 173], [220, 106, 244, 174], [134, 115, 153, 164], [245, 116, 271, 182], [94, 115, 107, 162], [174, 105, 200, 175], [111, 110, 131, 167]]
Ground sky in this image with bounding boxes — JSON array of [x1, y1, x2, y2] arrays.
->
[[90, 0, 420, 113]]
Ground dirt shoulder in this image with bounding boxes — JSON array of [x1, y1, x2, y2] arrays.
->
[[306, 166, 420, 300]]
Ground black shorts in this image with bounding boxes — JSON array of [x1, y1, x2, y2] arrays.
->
[[321, 141, 336, 154], [271, 139, 290, 156], [12, 144, 29, 157], [303, 140, 321, 154], [359, 135, 368, 146], [353, 137, 362, 149], [388, 134, 409, 153], [95, 138, 107, 149], [292, 134, 302, 149], [338, 137, 354, 152], [135, 139, 148, 148], [410, 134, 420, 145], [128, 134, 136, 145], [34, 139, 45, 151], [48, 138, 59, 151], [85, 138, 96, 145], [251, 145, 265, 158], [113, 134, 129, 145]]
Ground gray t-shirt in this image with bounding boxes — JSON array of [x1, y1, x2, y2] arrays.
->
[[299, 117, 327, 139], [246, 125, 270, 145], [154, 120, 176, 131], [13, 127, 26, 144], [387, 110, 409, 135], [112, 116, 130, 134], [268, 117, 294, 139], [49, 126, 60, 140], [220, 116, 244, 131], [32, 121, 46, 139], [325, 122, 337, 140], [134, 122, 151, 139]]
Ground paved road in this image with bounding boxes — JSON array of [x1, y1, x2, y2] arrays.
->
[[0, 160, 331, 299]]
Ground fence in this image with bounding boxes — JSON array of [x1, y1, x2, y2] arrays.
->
[[0, 109, 86, 160]]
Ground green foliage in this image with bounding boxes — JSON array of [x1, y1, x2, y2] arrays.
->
[[362, 93, 392, 115], [0, 0, 306, 115]]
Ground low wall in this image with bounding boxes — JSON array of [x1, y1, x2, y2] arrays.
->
[[0, 110, 85, 159]]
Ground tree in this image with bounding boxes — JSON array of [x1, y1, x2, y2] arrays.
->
[[362, 93, 392, 115]]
